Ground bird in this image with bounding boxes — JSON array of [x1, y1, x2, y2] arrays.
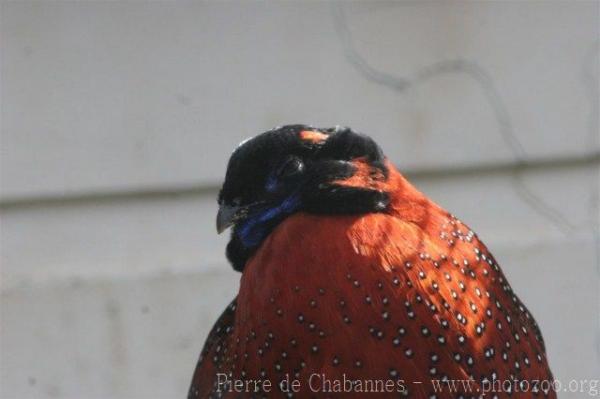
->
[[188, 125, 556, 398]]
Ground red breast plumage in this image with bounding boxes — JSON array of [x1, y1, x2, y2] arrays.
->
[[189, 127, 555, 399]]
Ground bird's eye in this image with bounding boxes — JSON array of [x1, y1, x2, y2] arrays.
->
[[265, 157, 305, 192], [276, 156, 304, 179]]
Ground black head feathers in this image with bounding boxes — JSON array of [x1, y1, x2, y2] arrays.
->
[[217, 124, 389, 272]]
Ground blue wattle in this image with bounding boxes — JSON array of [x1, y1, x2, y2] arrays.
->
[[238, 194, 301, 248]]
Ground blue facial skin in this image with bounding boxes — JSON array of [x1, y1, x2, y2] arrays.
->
[[237, 194, 301, 248], [264, 174, 278, 193]]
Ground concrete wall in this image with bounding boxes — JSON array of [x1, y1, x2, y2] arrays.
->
[[1, 2, 598, 398]]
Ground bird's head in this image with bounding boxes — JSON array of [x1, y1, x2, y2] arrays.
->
[[217, 124, 390, 271]]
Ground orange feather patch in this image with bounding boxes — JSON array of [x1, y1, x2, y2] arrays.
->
[[299, 130, 329, 144]]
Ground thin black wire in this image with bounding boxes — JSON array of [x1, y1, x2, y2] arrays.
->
[[331, 3, 593, 233]]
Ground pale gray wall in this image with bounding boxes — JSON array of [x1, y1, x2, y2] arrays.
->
[[1, 1, 599, 399]]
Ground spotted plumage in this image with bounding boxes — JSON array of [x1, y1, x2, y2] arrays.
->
[[189, 125, 555, 398]]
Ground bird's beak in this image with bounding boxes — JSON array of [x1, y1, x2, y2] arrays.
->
[[216, 204, 243, 234]]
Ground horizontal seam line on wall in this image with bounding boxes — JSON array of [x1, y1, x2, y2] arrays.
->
[[1, 151, 598, 211]]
